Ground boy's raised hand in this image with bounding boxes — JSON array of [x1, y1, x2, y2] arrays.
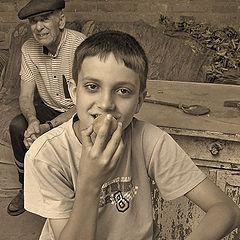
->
[[53, 115, 123, 240], [79, 114, 124, 188]]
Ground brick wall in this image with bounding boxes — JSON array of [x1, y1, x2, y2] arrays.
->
[[0, 0, 240, 49]]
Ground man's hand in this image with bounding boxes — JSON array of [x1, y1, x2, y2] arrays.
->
[[23, 120, 50, 149], [79, 114, 124, 188]]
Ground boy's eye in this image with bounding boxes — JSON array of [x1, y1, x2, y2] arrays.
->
[[116, 88, 131, 96], [85, 83, 99, 92]]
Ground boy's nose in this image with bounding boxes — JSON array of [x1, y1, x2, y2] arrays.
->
[[98, 92, 115, 111]]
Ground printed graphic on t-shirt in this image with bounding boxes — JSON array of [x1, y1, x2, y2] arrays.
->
[[99, 177, 138, 213]]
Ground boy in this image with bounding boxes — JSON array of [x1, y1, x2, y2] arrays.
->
[[24, 30, 240, 240]]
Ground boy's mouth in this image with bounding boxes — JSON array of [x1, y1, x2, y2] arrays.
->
[[92, 114, 119, 120]]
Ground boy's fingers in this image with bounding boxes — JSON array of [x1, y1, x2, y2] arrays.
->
[[94, 114, 113, 149], [110, 138, 124, 167], [90, 132, 96, 143], [81, 125, 93, 148], [104, 122, 123, 160]]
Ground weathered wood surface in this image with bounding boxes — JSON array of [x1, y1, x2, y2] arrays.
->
[[151, 166, 240, 240], [137, 80, 240, 141], [137, 80, 240, 239]]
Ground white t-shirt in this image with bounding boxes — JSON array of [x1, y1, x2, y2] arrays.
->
[[24, 116, 206, 240]]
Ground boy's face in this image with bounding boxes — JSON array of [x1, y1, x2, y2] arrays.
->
[[69, 53, 145, 132]]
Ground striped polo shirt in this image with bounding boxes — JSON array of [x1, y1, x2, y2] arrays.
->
[[20, 28, 86, 112]]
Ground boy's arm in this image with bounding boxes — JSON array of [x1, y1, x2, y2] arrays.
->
[[50, 115, 124, 240], [185, 178, 240, 240], [50, 177, 101, 240]]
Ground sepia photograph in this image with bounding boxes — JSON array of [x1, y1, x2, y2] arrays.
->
[[0, 0, 240, 239]]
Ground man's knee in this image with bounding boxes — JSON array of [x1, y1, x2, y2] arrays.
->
[[9, 115, 27, 136]]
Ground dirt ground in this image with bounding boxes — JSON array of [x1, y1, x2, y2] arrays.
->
[[0, 143, 45, 240], [0, 197, 45, 240]]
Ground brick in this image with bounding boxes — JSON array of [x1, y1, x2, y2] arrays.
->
[[97, 2, 138, 12], [0, 4, 15, 12], [212, 5, 239, 13], [65, 2, 97, 12], [212, 13, 239, 25], [0, 0, 240, 53], [76, 0, 97, 1], [169, 3, 210, 13], [16, 0, 30, 12], [137, 3, 168, 14], [0, 23, 14, 33], [97, 0, 141, 2], [0, 42, 9, 50], [66, 11, 159, 24], [0, 13, 20, 24], [211, 0, 238, 3], [0, 32, 6, 42]]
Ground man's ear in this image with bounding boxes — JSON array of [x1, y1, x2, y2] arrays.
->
[[135, 90, 147, 114], [68, 79, 77, 105], [59, 12, 66, 30]]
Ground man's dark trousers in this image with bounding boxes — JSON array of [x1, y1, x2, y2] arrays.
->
[[9, 101, 61, 185]]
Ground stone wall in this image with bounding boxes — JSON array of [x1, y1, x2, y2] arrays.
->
[[0, 0, 240, 49]]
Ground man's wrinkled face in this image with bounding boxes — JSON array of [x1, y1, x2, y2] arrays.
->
[[29, 11, 65, 51]]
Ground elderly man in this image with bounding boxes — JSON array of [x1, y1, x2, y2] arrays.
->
[[7, 0, 86, 216]]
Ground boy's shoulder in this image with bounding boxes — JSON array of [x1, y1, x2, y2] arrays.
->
[[131, 118, 171, 150], [26, 119, 74, 159], [132, 118, 167, 139]]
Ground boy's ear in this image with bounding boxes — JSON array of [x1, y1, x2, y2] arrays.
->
[[68, 79, 77, 105], [135, 90, 147, 114]]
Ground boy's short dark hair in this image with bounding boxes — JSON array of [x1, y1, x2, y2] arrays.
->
[[72, 30, 148, 93]]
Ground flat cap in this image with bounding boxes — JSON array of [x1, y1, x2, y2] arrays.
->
[[18, 0, 65, 20]]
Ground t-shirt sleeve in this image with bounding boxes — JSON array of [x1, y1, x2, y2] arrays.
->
[[147, 130, 206, 201], [24, 143, 74, 219]]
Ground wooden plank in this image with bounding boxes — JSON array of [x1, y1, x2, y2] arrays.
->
[[136, 80, 240, 141], [172, 134, 240, 166]]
